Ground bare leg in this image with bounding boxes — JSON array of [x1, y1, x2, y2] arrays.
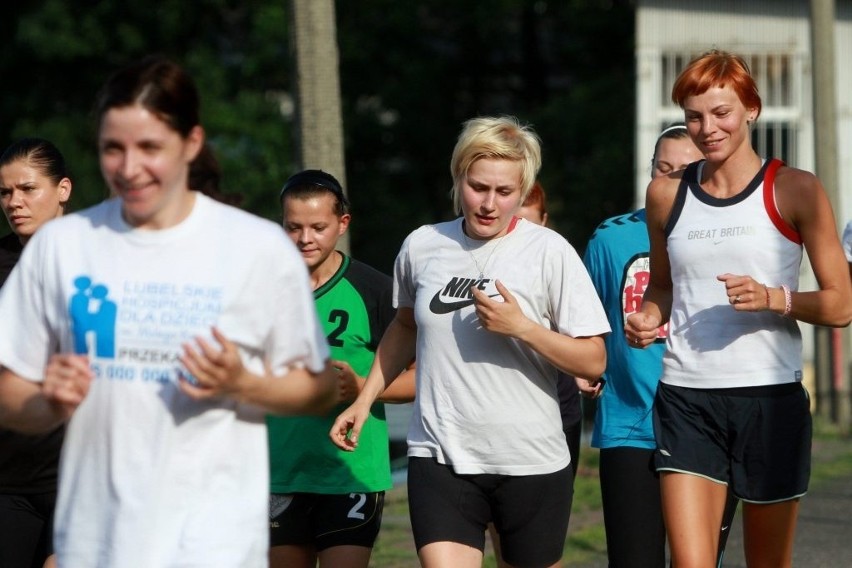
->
[[269, 544, 316, 568], [661, 472, 728, 568], [419, 541, 483, 568], [318, 545, 373, 568], [741, 499, 799, 568]]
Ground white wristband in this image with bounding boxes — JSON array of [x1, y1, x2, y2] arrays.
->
[[780, 284, 792, 317]]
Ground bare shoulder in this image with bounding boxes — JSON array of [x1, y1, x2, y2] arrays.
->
[[773, 164, 828, 222], [645, 170, 683, 229], [774, 164, 823, 198]]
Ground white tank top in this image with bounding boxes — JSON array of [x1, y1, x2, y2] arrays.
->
[[662, 159, 803, 388]]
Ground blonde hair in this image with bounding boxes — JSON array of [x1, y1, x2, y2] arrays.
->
[[449, 116, 542, 215]]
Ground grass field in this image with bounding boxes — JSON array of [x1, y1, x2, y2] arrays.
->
[[369, 420, 852, 567]]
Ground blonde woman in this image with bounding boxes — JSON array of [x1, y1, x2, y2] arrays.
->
[[332, 116, 609, 568]]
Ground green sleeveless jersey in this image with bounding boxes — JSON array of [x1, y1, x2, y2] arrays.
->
[[268, 254, 394, 493]]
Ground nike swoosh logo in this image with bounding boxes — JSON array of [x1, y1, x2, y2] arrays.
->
[[429, 294, 475, 314], [429, 291, 502, 314]]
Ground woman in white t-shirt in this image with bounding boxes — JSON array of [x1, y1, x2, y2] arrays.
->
[[331, 115, 609, 568], [0, 55, 336, 568]]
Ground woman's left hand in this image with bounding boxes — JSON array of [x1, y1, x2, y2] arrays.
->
[[472, 280, 534, 338], [717, 273, 770, 312]]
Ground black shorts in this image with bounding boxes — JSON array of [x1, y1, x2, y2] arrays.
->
[[407, 457, 572, 567], [269, 491, 384, 550], [0, 491, 56, 568], [653, 381, 811, 503]]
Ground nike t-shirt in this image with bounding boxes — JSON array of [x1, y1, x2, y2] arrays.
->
[[395, 217, 609, 475]]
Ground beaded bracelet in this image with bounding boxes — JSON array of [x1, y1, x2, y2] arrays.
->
[[780, 284, 792, 316]]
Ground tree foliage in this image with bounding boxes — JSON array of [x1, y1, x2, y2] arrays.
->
[[337, 0, 636, 272], [0, 0, 636, 273]]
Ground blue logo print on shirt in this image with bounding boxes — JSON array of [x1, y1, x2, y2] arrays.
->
[[70, 275, 117, 358]]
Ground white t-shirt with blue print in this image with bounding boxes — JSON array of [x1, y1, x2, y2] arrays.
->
[[0, 193, 328, 568]]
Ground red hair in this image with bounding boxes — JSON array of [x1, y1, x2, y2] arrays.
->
[[671, 50, 762, 119], [522, 181, 547, 216]]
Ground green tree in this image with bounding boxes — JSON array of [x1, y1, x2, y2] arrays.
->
[[335, 0, 636, 272], [1, 0, 296, 226], [1, 0, 636, 270]]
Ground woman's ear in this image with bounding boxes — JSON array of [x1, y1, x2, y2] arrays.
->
[[747, 108, 759, 124], [185, 125, 205, 162], [338, 213, 352, 236], [57, 177, 73, 204]]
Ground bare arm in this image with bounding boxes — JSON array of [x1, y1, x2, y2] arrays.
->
[[231, 364, 338, 415], [335, 359, 416, 404], [0, 354, 92, 434], [0, 368, 60, 433], [377, 362, 416, 403], [715, 169, 852, 327], [776, 168, 852, 326], [330, 307, 417, 449], [471, 280, 607, 379], [178, 327, 338, 415], [626, 175, 677, 346]]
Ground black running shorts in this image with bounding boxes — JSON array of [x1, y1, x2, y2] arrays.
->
[[653, 381, 811, 503], [407, 457, 572, 567], [269, 491, 384, 550]]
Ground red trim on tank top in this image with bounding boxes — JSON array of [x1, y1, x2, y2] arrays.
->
[[762, 159, 802, 245], [507, 216, 521, 233]]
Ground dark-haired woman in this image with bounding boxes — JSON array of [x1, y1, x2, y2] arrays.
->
[[0, 56, 337, 567], [0, 137, 72, 568]]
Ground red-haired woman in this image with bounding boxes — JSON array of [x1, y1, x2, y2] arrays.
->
[[626, 50, 851, 567]]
